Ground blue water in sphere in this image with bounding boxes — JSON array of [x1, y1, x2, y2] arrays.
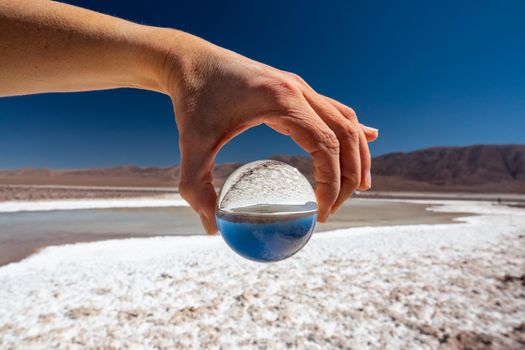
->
[[216, 160, 318, 263], [216, 206, 317, 262]]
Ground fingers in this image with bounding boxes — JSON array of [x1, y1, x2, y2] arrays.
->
[[357, 130, 372, 191], [361, 124, 379, 142], [324, 97, 373, 194], [302, 92, 362, 211], [281, 73, 378, 141], [265, 105, 341, 223], [286, 76, 378, 212], [322, 98, 373, 191], [178, 140, 219, 234], [329, 128, 372, 212]]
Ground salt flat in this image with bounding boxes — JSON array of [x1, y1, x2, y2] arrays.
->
[[0, 200, 524, 349], [0, 195, 187, 213]]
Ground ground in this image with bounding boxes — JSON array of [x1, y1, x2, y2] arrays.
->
[[0, 201, 524, 349]]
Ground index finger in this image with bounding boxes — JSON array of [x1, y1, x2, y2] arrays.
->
[[265, 106, 341, 222]]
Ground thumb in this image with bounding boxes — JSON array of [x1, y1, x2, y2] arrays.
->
[[178, 147, 218, 235]]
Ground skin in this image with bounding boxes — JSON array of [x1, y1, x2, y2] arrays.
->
[[0, 0, 378, 234]]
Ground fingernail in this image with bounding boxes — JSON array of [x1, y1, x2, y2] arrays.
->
[[366, 171, 372, 189]]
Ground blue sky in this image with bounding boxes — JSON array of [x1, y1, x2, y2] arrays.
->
[[1, 0, 524, 169]]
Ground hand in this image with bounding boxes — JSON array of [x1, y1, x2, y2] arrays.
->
[[0, 1, 378, 234], [161, 33, 379, 233]]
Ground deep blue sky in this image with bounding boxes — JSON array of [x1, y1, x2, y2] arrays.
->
[[1, 0, 524, 169]]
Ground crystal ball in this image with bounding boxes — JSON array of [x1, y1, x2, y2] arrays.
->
[[216, 160, 317, 262]]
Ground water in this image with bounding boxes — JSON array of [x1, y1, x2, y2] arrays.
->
[[216, 204, 317, 262], [0, 200, 457, 266]]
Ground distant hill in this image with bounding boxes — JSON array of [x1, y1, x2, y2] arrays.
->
[[0, 166, 180, 187], [371, 144, 525, 193], [0, 145, 524, 193]]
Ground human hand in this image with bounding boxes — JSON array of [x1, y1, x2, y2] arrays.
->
[[0, 0, 377, 235], [160, 32, 379, 234]]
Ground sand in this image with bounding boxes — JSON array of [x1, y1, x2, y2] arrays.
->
[[0, 200, 524, 349]]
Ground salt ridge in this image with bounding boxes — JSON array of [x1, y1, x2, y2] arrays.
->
[[0, 196, 188, 213]]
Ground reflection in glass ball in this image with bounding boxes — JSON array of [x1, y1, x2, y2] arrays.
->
[[216, 160, 317, 262]]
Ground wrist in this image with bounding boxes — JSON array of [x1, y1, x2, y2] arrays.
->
[[128, 26, 199, 96]]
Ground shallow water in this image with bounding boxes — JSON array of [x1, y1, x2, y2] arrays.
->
[[0, 199, 465, 266]]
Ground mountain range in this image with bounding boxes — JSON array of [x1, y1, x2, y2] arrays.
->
[[1, 145, 524, 193]]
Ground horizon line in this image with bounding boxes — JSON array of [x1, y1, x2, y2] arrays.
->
[[1, 143, 523, 171]]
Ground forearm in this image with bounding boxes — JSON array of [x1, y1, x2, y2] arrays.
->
[[0, 0, 184, 96]]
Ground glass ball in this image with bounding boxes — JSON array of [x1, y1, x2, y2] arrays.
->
[[216, 160, 317, 262]]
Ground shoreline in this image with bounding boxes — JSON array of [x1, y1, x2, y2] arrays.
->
[[0, 198, 472, 267], [2, 184, 525, 203]]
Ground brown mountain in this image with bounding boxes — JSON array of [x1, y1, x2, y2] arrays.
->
[[0, 145, 524, 193], [371, 144, 525, 193], [272, 145, 525, 193]]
